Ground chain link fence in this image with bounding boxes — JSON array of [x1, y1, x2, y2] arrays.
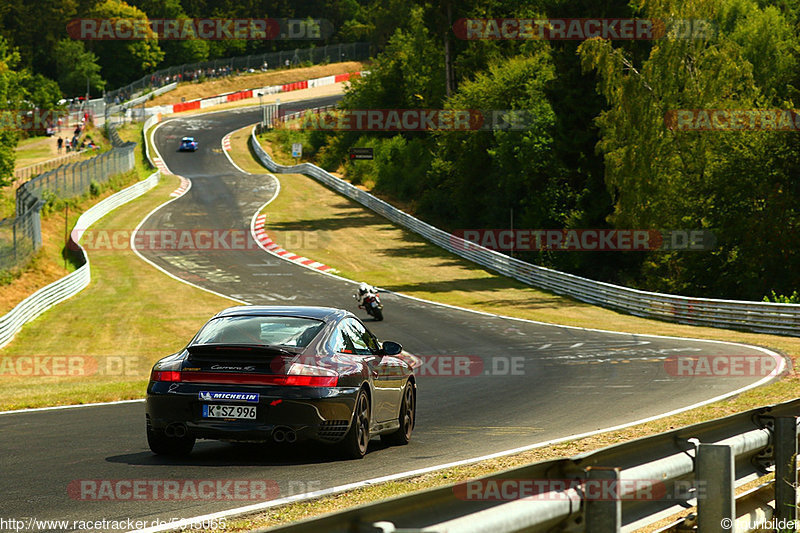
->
[[104, 42, 371, 105], [14, 150, 92, 181], [0, 208, 42, 273], [1, 125, 136, 272]]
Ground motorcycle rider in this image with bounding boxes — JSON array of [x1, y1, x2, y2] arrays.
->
[[355, 282, 378, 307]]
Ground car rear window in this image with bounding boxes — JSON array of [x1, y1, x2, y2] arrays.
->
[[191, 316, 324, 348]]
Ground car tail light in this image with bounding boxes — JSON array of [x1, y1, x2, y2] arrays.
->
[[151, 370, 182, 382], [152, 364, 339, 386], [286, 363, 338, 387]]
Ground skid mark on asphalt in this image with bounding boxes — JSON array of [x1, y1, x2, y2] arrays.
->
[[229, 292, 298, 302], [159, 254, 240, 283]]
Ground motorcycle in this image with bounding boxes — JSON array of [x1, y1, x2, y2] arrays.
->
[[355, 290, 384, 321]]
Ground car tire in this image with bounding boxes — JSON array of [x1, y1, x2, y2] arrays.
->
[[338, 389, 370, 459], [147, 425, 195, 456], [381, 381, 415, 446]]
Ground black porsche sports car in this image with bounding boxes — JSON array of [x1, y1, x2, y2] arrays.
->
[[146, 306, 416, 459]]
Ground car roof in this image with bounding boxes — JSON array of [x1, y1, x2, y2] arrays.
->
[[181, 137, 195, 141], [213, 305, 348, 322]]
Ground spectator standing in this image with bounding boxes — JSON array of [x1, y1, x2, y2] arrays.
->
[[57, 137, 63, 153]]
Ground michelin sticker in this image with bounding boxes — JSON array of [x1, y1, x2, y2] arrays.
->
[[199, 391, 260, 402]]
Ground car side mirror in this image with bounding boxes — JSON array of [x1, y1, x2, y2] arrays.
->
[[382, 341, 402, 356]]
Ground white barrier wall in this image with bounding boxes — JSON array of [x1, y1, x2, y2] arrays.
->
[[0, 171, 161, 349]]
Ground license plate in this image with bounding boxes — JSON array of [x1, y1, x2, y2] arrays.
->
[[202, 404, 257, 419]]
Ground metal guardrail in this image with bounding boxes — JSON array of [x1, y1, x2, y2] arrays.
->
[[257, 398, 800, 532], [106, 82, 178, 117], [274, 105, 337, 125], [0, 171, 160, 349], [142, 113, 162, 164], [249, 125, 800, 337]]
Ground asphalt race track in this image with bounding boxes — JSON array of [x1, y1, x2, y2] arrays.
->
[[0, 96, 783, 531]]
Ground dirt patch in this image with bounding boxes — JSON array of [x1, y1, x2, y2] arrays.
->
[[147, 61, 364, 107]]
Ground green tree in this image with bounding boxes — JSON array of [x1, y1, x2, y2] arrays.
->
[[129, 0, 209, 65], [0, 0, 78, 77], [20, 74, 62, 109], [0, 37, 28, 186], [85, 0, 164, 87], [579, 0, 800, 298], [343, 6, 445, 110], [53, 40, 106, 97], [424, 51, 565, 232]]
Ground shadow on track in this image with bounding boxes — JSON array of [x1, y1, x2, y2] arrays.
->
[[106, 439, 394, 467]]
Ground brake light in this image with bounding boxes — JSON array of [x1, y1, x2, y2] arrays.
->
[[287, 363, 338, 386], [284, 375, 339, 386], [151, 370, 182, 382], [177, 372, 338, 386]]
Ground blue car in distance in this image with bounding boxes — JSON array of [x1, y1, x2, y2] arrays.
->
[[179, 136, 198, 151]]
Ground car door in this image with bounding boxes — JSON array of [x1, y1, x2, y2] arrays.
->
[[343, 318, 403, 423], [328, 320, 386, 422]]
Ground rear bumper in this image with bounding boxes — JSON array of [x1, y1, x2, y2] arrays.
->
[[146, 382, 357, 443]]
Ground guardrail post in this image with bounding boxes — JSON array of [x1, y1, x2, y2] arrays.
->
[[696, 444, 734, 532], [774, 416, 798, 522], [584, 467, 621, 532]]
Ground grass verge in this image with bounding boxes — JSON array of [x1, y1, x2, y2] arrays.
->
[[214, 126, 800, 532], [15, 125, 110, 168]]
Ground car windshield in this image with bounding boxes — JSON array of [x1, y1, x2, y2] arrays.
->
[[181, 137, 194, 142], [191, 316, 324, 348]]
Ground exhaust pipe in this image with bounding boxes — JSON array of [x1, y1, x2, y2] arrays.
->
[[273, 426, 296, 443], [165, 423, 187, 438]]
